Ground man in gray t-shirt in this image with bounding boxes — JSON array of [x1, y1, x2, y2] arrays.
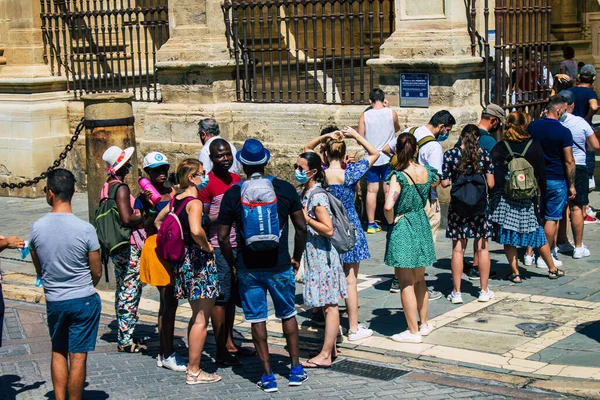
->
[[30, 169, 102, 400]]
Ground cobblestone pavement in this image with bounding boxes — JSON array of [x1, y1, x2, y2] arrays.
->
[[1, 193, 600, 397], [1, 300, 565, 400]]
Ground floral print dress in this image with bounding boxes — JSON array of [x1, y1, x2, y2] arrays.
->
[[302, 184, 348, 307], [328, 158, 371, 264], [442, 147, 494, 239]]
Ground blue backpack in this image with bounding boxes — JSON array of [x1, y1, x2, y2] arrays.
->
[[239, 174, 281, 252]]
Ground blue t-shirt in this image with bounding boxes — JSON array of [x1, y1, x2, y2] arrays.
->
[[568, 86, 598, 125], [528, 117, 573, 181]]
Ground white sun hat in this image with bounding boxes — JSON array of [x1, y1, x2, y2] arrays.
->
[[102, 145, 135, 175]]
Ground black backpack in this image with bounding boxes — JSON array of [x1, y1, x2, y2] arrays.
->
[[450, 164, 488, 218]]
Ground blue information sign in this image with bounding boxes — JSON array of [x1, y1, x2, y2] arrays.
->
[[400, 73, 429, 108]]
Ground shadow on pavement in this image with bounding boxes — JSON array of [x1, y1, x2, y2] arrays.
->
[[576, 320, 600, 343], [0, 375, 45, 400]]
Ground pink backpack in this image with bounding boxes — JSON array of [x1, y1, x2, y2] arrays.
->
[[156, 197, 194, 263]]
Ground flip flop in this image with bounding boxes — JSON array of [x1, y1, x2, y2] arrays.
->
[[117, 343, 144, 353], [309, 349, 338, 360], [301, 360, 331, 369]]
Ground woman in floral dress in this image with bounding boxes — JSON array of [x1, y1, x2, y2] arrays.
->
[[296, 152, 347, 368], [155, 159, 220, 384], [384, 133, 438, 344], [318, 127, 380, 341], [440, 124, 495, 304]]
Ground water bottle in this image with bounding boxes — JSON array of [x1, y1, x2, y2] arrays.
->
[[35, 274, 43, 287], [138, 177, 161, 205]]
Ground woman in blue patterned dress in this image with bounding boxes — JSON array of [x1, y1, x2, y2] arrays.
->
[[440, 124, 495, 304], [297, 152, 348, 368], [310, 127, 380, 341], [155, 159, 220, 384]]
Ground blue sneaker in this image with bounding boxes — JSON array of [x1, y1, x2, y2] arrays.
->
[[257, 373, 278, 393], [288, 365, 308, 386]]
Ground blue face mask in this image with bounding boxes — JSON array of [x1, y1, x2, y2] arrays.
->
[[196, 174, 209, 190], [437, 127, 449, 142], [295, 169, 309, 184]]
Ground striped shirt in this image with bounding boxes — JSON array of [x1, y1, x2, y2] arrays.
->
[[561, 113, 594, 166]]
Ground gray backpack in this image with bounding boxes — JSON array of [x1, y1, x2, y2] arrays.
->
[[307, 187, 356, 254]]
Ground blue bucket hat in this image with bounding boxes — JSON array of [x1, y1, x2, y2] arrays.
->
[[236, 138, 271, 166]]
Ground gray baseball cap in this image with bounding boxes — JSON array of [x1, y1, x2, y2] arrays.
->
[[558, 90, 575, 105], [483, 104, 506, 124], [580, 64, 596, 76]]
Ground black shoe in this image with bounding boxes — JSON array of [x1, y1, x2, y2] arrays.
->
[[468, 268, 496, 281]]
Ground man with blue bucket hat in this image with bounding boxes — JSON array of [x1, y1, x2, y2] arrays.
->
[[217, 138, 308, 392]]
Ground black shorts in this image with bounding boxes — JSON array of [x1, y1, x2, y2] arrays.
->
[[572, 166, 590, 207]]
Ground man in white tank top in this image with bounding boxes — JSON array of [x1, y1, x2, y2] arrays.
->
[[358, 88, 400, 233]]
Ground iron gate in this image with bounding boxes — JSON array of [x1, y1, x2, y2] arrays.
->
[[40, 0, 169, 102], [222, 0, 394, 105], [480, 0, 552, 116]]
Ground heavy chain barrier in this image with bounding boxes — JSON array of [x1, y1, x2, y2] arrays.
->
[[0, 118, 85, 190]]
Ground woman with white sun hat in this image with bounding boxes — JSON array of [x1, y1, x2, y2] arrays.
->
[[101, 145, 146, 353]]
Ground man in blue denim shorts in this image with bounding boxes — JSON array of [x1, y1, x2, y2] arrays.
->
[[528, 95, 577, 269], [30, 169, 102, 400], [218, 138, 308, 393]]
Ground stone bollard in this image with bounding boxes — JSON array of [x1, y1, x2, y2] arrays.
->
[[82, 93, 138, 290]]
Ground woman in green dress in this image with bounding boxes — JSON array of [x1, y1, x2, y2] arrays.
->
[[384, 133, 439, 344]]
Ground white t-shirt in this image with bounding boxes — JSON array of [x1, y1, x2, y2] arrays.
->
[[561, 113, 594, 166], [389, 125, 443, 199], [364, 108, 396, 166], [198, 136, 242, 175]]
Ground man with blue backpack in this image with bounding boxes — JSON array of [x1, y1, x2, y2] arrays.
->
[[217, 138, 308, 393]]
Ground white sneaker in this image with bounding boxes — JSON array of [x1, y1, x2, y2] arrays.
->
[[347, 323, 373, 341], [537, 256, 563, 269], [587, 207, 597, 218], [478, 289, 495, 302], [557, 242, 575, 254], [391, 330, 422, 343], [524, 254, 535, 266], [156, 354, 163, 368], [419, 323, 434, 336], [447, 291, 463, 304], [573, 246, 591, 259], [161, 352, 188, 372]]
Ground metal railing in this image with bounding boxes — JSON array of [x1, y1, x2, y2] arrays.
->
[[40, 0, 169, 102], [475, 0, 552, 116], [222, 0, 394, 105]]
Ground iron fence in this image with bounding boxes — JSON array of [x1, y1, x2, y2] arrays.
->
[[40, 0, 169, 102], [222, 0, 394, 105], [478, 0, 552, 117]]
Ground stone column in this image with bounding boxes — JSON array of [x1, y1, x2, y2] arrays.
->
[[83, 93, 138, 225], [155, 0, 236, 104], [551, 0, 582, 41], [368, 0, 486, 211], [0, 0, 70, 198]]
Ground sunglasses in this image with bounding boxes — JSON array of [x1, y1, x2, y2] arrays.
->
[[192, 171, 206, 178]]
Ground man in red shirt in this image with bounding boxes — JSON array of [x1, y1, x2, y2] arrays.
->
[[198, 138, 254, 365]]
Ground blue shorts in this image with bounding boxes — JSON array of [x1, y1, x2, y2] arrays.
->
[[237, 268, 297, 323], [215, 247, 238, 304], [47, 293, 101, 353], [365, 164, 392, 183], [542, 180, 568, 221]]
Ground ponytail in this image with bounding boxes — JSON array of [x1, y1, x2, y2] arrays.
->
[[299, 151, 328, 189]]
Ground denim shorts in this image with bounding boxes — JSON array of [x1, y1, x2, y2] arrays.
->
[[542, 180, 568, 221], [237, 268, 297, 323], [364, 164, 392, 183], [214, 247, 238, 304], [47, 293, 101, 353]]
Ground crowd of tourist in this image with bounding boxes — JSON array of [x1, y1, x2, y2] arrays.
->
[[2, 63, 599, 398]]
